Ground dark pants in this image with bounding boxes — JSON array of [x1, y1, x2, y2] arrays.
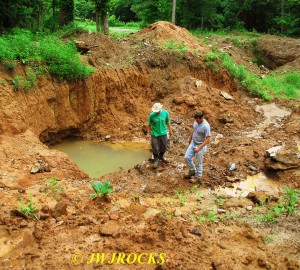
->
[[151, 135, 168, 161]]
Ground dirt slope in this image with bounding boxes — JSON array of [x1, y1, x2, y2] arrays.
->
[[0, 22, 299, 270]]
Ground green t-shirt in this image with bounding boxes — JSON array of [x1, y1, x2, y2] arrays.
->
[[148, 109, 170, 137]]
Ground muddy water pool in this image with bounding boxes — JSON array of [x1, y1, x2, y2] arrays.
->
[[51, 140, 151, 178], [220, 172, 282, 197]]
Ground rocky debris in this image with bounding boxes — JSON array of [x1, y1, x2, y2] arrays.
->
[[99, 220, 120, 236], [265, 143, 300, 170], [222, 197, 253, 209], [218, 115, 234, 124], [75, 40, 99, 54], [227, 162, 237, 171], [246, 191, 279, 205], [190, 228, 202, 236], [195, 80, 202, 88], [173, 96, 185, 105], [51, 200, 68, 218], [30, 160, 51, 174], [266, 145, 283, 157], [143, 208, 160, 219], [220, 91, 234, 100], [135, 161, 148, 174]]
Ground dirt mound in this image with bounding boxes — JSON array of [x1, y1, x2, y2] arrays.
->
[[257, 34, 300, 71], [129, 21, 208, 54]]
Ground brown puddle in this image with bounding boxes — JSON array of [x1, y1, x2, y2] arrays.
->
[[219, 172, 282, 197], [51, 140, 151, 178]]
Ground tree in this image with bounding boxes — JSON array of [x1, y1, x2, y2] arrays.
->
[[59, 0, 74, 27], [93, 0, 109, 34], [171, 0, 176, 24]]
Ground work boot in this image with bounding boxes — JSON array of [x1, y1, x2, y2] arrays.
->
[[189, 176, 201, 184], [184, 169, 195, 179], [159, 156, 169, 163], [152, 158, 159, 169]]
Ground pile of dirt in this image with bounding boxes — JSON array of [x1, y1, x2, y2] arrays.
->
[[256, 34, 300, 71], [128, 21, 208, 54]]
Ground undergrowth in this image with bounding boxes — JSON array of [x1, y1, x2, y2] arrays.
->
[[0, 27, 94, 90], [204, 50, 300, 100]]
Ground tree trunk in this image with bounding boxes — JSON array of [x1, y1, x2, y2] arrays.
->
[[102, 10, 109, 35], [95, 3, 101, 33], [59, 0, 74, 27], [171, 0, 176, 25], [281, 0, 285, 33]]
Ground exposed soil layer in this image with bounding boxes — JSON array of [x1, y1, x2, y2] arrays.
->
[[0, 21, 299, 269]]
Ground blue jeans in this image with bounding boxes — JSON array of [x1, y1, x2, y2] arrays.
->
[[184, 141, 207, 178]]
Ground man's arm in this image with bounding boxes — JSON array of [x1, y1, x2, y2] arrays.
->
[[167, 122, 172, 136], [195, 136, 211, 153], [146, 124, 152, 140]]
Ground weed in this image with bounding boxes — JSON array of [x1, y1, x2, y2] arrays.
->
[[164, 39, 187, 53], [175, 189, 187, 206], [282, 186, 300, 215], [162, 213, 173, 219], [18, 194, 39, 220], [263, 213, 278, 222], [44, 177, 64, 200], [206, 212, 218, 222], [213, 194, 223, 207], [204, 51, 219, 71], [197, 216, 207, 223], [178, 194, 186, 207], [191, 185, 200, 192], [221, 211, 237, 221], [188, 215, 196, 221], [263, 235, 274, 244], [89, 180, 113, 199]]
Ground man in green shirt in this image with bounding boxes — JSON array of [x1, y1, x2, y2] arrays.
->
[[146, 103, 172, 169]]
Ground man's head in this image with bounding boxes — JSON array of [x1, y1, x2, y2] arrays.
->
[[152, 103, 163, 113], [194, 111, 204, 123]]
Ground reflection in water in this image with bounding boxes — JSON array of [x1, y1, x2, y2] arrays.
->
[[221, 172, 281, 197], [51, 140, 150, 178]]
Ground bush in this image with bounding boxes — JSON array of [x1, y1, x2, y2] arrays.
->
[[0, 29, 94, 85], [40, 36, 94, 80]]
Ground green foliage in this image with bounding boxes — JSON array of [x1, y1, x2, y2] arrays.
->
[[164, 39, 187, 53], [263, 235, 274, 244], [40, 36, 94, 80], [12, 67, 40, 91], [282, 186, 300, 215], [263, 212, 278, 222], [251, 55, 265, 67], [0, 29, 94, 86], [204, 51, 220, 71], [18, 194, 39, 220], [44, 177, 65, 200], [212, 194, 223, 207], [204, 49, 299, 100], [89, 180, 113, 199]]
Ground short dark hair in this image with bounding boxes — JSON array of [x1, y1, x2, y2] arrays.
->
[[194, 111, 204, 118]]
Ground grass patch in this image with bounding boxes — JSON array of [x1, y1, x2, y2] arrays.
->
[[76, 20, 140, 39], [204, 49, 299, 100], [159, 39, 188, 54], [0, 27, 94, 89]]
